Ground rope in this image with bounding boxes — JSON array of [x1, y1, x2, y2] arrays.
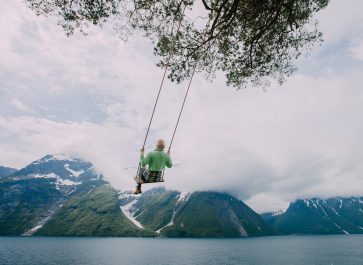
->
[[136, 3, 187, 183], [141, 67, 168, 149], [141, 5, 186, 149], [160, 63, 198, 182], [168, 63, 198, 151]]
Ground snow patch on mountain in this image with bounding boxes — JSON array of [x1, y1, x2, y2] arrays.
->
[[332, 222, 349, 235], [22, 203, 64, 236], [331, 207, 340, 216], [89, 175, 104, 181], [118, 191, 137, 201], [23, 224, 44, 236], [52, 154, 77, 161], [229, 208, 248, 237], [57, 178, 81, 186], [120, 200, 144, 229], [156, 210, 177, 234], [31, 173, 81, 188], [157, 192, 192, 234], [32, 154, 77, 165], [32, 173, 58, 179], [303, 199, 310, 207], [272, 209, 284, 216], [64, 164, 85, 177], [118, 191, 144, 229], [177, 192, 191, 203]]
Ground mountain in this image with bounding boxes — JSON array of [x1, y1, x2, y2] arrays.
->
[[263, 197, 363, 235], [8, 155, 362, 237], [0, 166, 17, 178], [0, 154, 277, 237], [0, 154, 147, 236], [119, 188, 278, 237]]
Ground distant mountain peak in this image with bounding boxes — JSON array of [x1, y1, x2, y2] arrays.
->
[[31, 154, 82, 165], [0, 166, 17, 178], [9, 154, 106, 187], [263, 195, 363, 235], [271, 209, 284, 216]]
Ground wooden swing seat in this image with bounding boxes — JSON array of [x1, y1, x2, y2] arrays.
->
[[134, 170, 165, 184]]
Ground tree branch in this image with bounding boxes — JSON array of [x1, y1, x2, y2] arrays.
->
[[201, 0, 212, 10]]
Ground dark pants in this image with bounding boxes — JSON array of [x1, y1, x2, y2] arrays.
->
[[136, 168, 162, 188]]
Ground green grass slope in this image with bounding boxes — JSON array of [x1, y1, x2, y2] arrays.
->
[[37, 185, 153, 237]]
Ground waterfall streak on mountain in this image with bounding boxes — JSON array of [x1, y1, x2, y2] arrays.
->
[[156, 193, 190, 233], [120, 200, 144, 229], [228, 208, 248, 237]]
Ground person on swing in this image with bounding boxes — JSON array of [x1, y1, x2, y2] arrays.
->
[[133, 139, 173, 194]]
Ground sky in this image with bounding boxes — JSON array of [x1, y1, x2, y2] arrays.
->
[[1, 0, 363, 213]]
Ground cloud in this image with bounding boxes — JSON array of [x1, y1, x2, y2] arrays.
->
[[0, 116, 139, 190], [1, 0, 363, 213], [316, 0, 363, 44], [11, 99, 35, 113], [350, 40, 363, 61]]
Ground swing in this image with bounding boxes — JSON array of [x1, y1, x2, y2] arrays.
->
[[134, 2, 198, 185]]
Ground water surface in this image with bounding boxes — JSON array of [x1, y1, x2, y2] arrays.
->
[[1, 235, 362, 265]]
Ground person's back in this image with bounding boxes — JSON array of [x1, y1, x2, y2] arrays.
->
[[133, 139, 172, 194], [141, 150, 172, 171]]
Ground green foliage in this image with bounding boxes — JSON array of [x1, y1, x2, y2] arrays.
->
[[25, 0, 330, 89], [37, 185, 153, 236]]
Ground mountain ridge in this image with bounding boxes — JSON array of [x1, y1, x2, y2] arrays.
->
[[263, 197, 363, 235], [3, 154, 362, 237], [0, 154, 146, 236], [0, 154, 276, 237], [0, 166, 17, 178], [118, 188, 278, 237]]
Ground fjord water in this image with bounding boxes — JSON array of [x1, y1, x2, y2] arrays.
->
[[1, 235, 362, 265]]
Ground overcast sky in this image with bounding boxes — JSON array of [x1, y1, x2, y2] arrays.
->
[[1, 0, 363, 212]]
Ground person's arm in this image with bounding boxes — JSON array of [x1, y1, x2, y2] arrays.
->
[[140, 150, 150, 167], [165, 153, 173, 168]]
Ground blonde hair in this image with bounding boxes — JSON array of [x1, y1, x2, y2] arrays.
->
[[156, 139, 165, 150]]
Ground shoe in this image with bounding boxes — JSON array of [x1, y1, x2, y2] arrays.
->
[[133, 186, 142, 195]]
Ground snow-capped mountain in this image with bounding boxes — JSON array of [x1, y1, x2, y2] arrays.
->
[[0, 154, 146, 236], [1, 154, 278, 237], [12, 154, 103, 189], [263, 197, 363, 235]]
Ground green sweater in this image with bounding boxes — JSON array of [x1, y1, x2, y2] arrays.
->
[[140, 150, 173, 171]]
